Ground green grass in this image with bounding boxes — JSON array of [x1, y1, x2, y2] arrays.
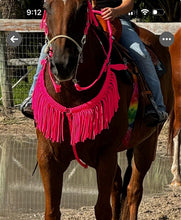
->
[[0, 66, 36, 106]]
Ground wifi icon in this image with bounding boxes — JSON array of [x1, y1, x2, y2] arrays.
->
[[141, 9, 150, 15]]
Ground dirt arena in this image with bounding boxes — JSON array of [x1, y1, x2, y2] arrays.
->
[[0, 108, 181, 220]]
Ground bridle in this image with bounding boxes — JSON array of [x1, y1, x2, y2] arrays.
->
[[44, 1, 97, 57], [41, 0, 127, 92]]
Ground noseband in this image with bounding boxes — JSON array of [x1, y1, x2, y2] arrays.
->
[[44, 35, 83, 54]]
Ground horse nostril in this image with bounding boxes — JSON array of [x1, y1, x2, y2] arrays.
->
[[49, 49, 77, 81], [54, 50, 69, 68], [60, 54, 69, 67]]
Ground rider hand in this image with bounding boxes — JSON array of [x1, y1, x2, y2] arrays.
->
[[101, 7, 118, 21]]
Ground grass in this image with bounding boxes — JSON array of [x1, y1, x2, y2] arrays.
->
[[0, 66, 36, 106]]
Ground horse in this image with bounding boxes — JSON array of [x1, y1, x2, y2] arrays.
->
[[169, 27, 181, 186], [32, 1, 173, 219]]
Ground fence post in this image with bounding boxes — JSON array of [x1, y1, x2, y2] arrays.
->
[[0, 138, 11, 215], [0, 31, 14, 110]]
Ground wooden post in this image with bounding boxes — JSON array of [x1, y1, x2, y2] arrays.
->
[[0, 31, 14, 110], [0, 138, 11, 215]]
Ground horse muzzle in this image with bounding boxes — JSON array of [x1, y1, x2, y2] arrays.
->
[[50, 53, 77, 81], [46, 34, 84, 82]]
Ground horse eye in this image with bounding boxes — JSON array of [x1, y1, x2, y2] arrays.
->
[[78, 0, 87, 9], [82, 0, 88, 7], [78, 0, 88, 12]]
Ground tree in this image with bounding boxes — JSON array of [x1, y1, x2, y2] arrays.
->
[[0, 0, 23, 18], [0, 0, 43, 19]]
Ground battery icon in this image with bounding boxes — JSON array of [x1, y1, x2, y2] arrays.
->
[[152, 9, 165, 16]]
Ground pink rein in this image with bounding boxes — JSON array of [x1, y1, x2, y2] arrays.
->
[[74, 9, 127, 91]]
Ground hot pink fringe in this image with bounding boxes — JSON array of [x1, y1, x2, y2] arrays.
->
[[32, 60, 120, 147]]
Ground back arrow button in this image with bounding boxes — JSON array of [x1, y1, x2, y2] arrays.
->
[[7, 31, 22, 47], [10, 36, 19, 43]]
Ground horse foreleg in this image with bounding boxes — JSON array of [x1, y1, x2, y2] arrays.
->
[[111, 164, 122, 220], [95, 148, 117, 220], [120, 149, 133, 219], [171, 131, 181, 186], [37, 137, 69, 220], [121, 134, 157, 220]]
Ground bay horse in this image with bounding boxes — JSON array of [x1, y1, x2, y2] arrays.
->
[[169, 27, 181, 186], [33, 1, 173, 219]]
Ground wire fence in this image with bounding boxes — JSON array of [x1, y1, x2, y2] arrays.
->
[[0, 31, 45, 108]]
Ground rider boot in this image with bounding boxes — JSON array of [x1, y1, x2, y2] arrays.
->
[[136, 70, 168, 127], [144, 97, 168, 127], [20, 96, 33, 119]]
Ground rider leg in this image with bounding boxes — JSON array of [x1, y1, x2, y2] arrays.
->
[[119, 19, 168, 125], [20, 44, 47, 114]]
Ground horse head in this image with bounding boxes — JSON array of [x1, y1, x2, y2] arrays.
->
[[44, 0, 88, 81]]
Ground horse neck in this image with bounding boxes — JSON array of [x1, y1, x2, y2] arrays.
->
[[45, 27, 107, 107], [76, 27, 107, 86]]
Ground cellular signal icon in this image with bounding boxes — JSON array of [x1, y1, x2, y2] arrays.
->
[[141, 9, 149, 15]]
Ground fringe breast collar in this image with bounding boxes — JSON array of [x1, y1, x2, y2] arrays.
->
[[33, 58, 120, 144], [32, 58, 138, 167]]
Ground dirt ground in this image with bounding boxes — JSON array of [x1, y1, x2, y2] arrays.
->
[[0, 107, 181, 220]]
